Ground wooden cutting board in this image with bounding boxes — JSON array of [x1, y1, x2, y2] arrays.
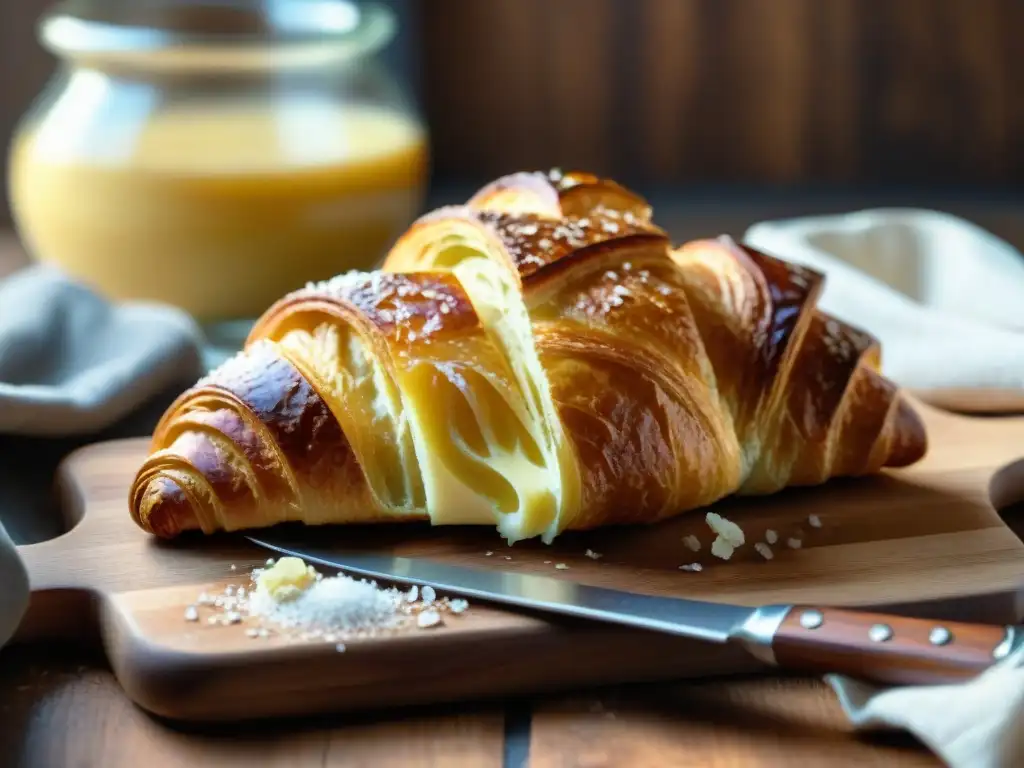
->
[[12, 399, 1024, 723]]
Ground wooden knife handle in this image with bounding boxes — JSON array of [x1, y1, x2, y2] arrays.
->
[[770, 606, 1019, 686]]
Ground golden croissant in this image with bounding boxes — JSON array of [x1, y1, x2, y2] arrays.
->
[[130, 170, 927, 542]]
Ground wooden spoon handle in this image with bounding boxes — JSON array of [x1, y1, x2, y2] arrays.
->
[[770, 606, 1020, 686]]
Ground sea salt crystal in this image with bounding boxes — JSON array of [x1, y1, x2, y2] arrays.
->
[[754, 542, 774, 560], [555, 563, 570, 570], [787, 538, 803, 549], [678, 563, 703, 572], [421, 586, 436, 604], [406, 585, 419, 603], [765, 529, 778, 545], [184, 606, 199, 622], [449, 599, 470, 614], [584, 549, 603, 560], [248, 568, 404, 635], [808, 514, 823, 529], [336, 643, 347, 653], [417, 610, 443, 629], [683, 535, 701, 552]]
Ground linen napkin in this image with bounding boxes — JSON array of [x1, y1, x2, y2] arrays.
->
[[0, 264, 204, 646], [825, 647, 1024, 768], [745, 208, 1024, 411]]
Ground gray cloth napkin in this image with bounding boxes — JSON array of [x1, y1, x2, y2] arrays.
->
[[0, 265, 204, 436], [0, 264, 204, 646]]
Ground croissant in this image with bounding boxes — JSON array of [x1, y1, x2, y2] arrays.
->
[[130, 170, 927, 542]]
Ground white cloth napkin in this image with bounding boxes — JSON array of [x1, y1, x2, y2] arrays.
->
[[0, 264, 204, 646], [826, 647, 1024, 768], [745, 209, 1024, 411]]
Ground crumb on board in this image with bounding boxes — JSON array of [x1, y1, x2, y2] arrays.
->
[[706, 512, 745, 547], [710, 537, 734, 560]]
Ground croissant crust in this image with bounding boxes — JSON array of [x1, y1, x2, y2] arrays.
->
[[130, 170, 927, 542]]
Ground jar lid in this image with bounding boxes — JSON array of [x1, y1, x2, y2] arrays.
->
[[41, 0, 396, 67]]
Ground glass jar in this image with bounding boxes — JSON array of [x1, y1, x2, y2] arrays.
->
[[8, 0, 428, 357]]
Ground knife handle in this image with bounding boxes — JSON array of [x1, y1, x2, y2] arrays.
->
[[765, 606, 1019, 686]]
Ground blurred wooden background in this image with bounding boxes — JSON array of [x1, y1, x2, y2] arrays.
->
[[421, 0, 1023, 185], [0, 0, 1021, 223]]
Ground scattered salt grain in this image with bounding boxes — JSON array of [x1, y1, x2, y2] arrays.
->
[[417, 610, 443, 629], [683, 535, 701, 552], [585, 549, 603, 560], [230, 564, 237, 571], [449, 599, 470, 614], [184, 606, 199, 622], [765, 529, 778, 545], [406, 585, 419, 603], [207, 616, 219, 625], [421, 585, 436, 604], [678, 563, 703, 572], [485, 551, 494, 557], [225, 585, 236, 597], [787, 538, 803, 549], [543, 560, 552, 564], [225, 611, 242, 624], [245, 628, 260, 639], [336, 643, 347, 653], [266, 558, 275, 566], [504, 556, 513, 561], [554, 563, 570, 570], [808, 514, 822, 528], [754, 542, 774, 561]]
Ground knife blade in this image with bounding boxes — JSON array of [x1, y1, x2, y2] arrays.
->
[[248, 530, 1022, 687]]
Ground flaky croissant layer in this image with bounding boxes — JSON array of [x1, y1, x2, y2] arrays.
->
[[130, 170, 926, 542]]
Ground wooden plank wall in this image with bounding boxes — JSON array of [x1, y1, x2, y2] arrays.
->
[[419, 0, 1023, 185]]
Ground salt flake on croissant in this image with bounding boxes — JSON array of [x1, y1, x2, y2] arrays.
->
[[130, 170, 926, 542]]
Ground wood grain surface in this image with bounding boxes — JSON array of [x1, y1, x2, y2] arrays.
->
[[9, 398, 1024, 725]]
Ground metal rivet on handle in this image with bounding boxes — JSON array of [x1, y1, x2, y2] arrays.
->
[[993, 627, 1017, 660], [799, 610, 824, 630], [929, 627, 953, 646], [869, 624, 893, 643]]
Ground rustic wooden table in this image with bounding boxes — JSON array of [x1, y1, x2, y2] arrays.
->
[[2, 190, 1022, 767]]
